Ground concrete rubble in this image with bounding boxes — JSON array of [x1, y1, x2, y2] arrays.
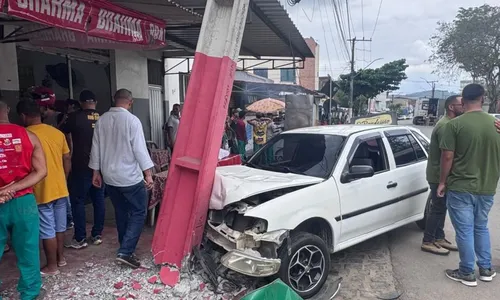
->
[[0, 252, 254, 300]]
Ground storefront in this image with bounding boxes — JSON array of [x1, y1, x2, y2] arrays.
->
[[0, 0, 166, 143]]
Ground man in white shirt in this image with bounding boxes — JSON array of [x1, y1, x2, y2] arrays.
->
[[89, 89, 154, 269]]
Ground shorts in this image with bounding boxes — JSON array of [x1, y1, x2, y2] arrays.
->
[[38, 197, 68, 239]]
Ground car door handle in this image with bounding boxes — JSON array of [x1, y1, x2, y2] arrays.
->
[[387, 182, 398, 189]]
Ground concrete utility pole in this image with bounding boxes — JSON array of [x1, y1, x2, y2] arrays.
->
[[328, 74, 332, 124], [347, 37, 371, 119]]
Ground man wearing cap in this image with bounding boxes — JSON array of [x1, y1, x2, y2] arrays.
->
[[61, 90, 105, 249], [31, 86, 60, 127]]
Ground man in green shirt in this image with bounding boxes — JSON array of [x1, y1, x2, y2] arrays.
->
[[421, 95, 463, 256], [438, 83, 500, 287]]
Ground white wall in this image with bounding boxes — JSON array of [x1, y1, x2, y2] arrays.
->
[[111, 50, 148, 99], [0, 28, 19, 91]]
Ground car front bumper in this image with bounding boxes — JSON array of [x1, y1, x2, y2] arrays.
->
[[206, 221, 286, 277]]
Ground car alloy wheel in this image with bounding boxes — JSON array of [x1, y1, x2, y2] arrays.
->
[[288, 245, 326, 293], [278, 232, 331, 299]]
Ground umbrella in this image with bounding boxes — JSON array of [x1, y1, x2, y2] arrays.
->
[[246, 98, 285, 114]]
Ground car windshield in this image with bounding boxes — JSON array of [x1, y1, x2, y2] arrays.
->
[[247, 133, 346, 179]]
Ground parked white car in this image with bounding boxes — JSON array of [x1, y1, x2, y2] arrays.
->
[[207, 125, 431, 298]]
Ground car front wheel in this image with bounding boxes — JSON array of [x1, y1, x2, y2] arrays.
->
[[278, 232, 331, 299]]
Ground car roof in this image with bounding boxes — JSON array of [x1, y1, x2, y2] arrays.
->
[[283, 125, 415, 137]]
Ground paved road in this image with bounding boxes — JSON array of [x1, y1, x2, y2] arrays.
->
[[389, 120, 500, 300]]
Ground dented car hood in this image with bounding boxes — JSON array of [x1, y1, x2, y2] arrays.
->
[[209, 165, 323, 210]]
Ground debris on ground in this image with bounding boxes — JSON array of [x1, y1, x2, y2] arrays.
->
[[0, 251, 252, 300]]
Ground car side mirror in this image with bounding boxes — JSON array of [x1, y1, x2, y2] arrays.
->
[[341, 165, 375, 182]]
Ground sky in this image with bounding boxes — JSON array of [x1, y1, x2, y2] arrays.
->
[[279, 0, 497, 94]]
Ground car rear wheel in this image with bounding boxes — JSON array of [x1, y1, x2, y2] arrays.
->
[[278, 232, 331, 299], [415, 192, 432, 230]]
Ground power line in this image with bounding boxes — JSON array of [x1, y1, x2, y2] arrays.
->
[[320, 0, 342, 62], [318, 0, 335, 73], [361, 0, 365, 36], [329, 0, 350, 59], [371, 0, 384, 38], [345, 0, 353, 38]]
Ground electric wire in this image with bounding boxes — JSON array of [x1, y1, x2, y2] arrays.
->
[[370, 0, 384, 38]]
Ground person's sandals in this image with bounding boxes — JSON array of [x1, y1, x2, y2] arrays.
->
[[58, 259, 67, 267], [3, 244, 10, 253], [40, 269, 60, 277]]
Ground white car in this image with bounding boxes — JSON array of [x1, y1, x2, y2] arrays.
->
[[206, 125, 431, 298]]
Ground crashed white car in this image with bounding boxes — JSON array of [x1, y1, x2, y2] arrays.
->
[[207, 125, 431, 298]]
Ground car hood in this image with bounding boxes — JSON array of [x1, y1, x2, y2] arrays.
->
[[209, 165, 323, 210]]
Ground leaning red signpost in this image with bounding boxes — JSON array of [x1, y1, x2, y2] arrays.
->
[[151, 0, 250, 286]]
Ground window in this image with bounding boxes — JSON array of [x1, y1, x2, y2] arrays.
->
[[248, 133, 345, 179], [254, 68, 268, 78], [411, 130, 430, 153], [387, 134, 426, 167], [350, 137, 388, 173], [280, 68, 296, 83], [408, 134, 426, 160]]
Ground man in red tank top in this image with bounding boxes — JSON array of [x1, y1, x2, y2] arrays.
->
[[0, 101, 47, 300]]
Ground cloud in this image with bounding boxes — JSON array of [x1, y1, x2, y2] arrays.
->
[[281, 0, 496, 94]]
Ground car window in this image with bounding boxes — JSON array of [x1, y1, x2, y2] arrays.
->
[[408, 134, 426, 160], [248, 133, 346, 178], [349, 137, 388, 173], [387, 135, 418, 167], [411, 130, 430, 153]]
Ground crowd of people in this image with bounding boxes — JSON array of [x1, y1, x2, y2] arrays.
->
[[4, 82, 499, 297], [422, 83, 500, 286], [224, 109, 281, 160], [0, 87, 154, 299]]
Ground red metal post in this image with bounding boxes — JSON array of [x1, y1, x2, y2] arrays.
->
[[152, 0, 250, 285]]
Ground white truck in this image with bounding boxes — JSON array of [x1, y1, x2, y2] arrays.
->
[[207, 125, 431, 298], [412, 99, 429, 125]]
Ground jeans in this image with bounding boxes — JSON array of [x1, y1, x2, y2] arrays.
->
[[0, 194, 41, 300], [66, 197, 73, 223], [423, 183, 447, 243], [106, 181, 148, 256], [69, 169, 105, 242], [447, 190, 494, 275]]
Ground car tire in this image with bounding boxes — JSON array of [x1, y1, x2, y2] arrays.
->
[[277, 232, 331, 299], [415, 192, 432, 230]]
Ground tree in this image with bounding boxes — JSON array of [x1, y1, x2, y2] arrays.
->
[[334, 89, 348, 107], [388, 103, 402, 113], [429, 5, 500, 112], [337, 59, 408, 116]]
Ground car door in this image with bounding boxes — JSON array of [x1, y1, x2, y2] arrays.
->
[[336, 131, 398, 244], [383, 129, 429, 221]]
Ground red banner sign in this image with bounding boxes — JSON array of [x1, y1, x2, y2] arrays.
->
[[8, 0, 92, 33], [87, 0, 165, 47], [6, 0, 165, 47]]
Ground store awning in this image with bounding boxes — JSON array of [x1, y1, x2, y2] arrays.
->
[[0, 0, 313, 59], [116, 0, 314, 58]]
